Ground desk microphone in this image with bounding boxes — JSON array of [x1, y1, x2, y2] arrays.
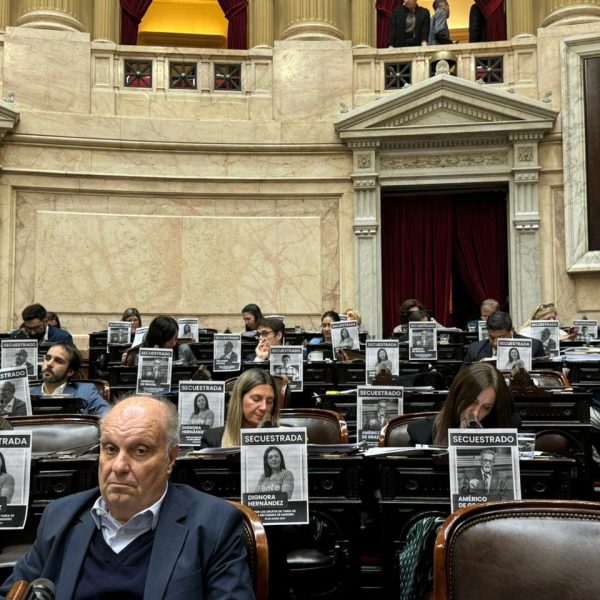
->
[[460, 413, 483, 429], [30, 578, 55, 600]]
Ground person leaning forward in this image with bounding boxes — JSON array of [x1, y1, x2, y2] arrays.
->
[[0, 396, 254, 600]]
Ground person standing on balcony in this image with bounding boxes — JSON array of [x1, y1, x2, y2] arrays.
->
[[429, 0, 453, 45], [389, 0, 431, 48]]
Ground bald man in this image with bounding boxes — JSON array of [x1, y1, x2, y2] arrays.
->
[[1, 396, 254, 600]]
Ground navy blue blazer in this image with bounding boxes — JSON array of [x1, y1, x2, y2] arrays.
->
[[30, 382, 110, 416], [10, 325, 73, 345], [0, 483, 254, 600]]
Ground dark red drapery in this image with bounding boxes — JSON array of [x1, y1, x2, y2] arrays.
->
[[382, 195, 454, 333], [376, 0, 402, 48], [217, 0, 248, 49], [120, 0, 153, 45], [474, 0, 506, 42], [453, 195, 507, 309], [381, 192, 508, 335]]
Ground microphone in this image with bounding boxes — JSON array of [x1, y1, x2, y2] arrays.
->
[[30, 578, 55, 600], [460, 413, 483, 430]]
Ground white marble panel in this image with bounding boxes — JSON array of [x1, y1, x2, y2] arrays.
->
[[33, 211, 183, 314], [3, 27, 91, 113], [181, 216, 322, 315]]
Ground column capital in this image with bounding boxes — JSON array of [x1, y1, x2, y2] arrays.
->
[[353, 224, 378, 238]]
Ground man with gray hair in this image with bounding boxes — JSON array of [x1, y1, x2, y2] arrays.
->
[[1, 395, 254, 599]]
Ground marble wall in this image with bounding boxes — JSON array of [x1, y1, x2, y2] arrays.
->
[[1, 22, 600, 347]]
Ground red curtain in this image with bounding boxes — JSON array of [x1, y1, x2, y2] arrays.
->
[[120, 0, 153, 45], [381, 191, 508, 335], [376, 0, 402, 48], [381, 195, 454, 334], [217, 0, 248, 49], [453, 194, 508, 308], [474, 0, 506, 42]]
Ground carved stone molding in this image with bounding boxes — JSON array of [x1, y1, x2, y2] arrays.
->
[[383, 137, 507, 150], [380, 98, 504, 128], [353, 224, 378, 238], [518, 146, 534, 162], [514, 170, 539, 183], [353, 177, 378, 189], [513, 220, 540, 232], [381, 151, 508, 170], [509, 132, 544, 142], [356, 154, 372, 169], [348, 141, 380, 150]]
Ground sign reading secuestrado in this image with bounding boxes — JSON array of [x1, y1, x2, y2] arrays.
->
[[448, 428, 521, 513], [0, 432, 31, 529], [241, 427, 308, 525]]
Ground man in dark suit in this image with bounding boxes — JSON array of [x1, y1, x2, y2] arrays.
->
[[10, 303, 73, 344], [0, 381, 27, 416], [0, 395, 253, 599], [389, 0, 431, 47], [460, 448, 509, 501], [462, 311, 544, 367]]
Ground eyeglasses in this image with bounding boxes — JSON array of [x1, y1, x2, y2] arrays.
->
[[257, 330, 276, 339], [538, 303, 555, 310]]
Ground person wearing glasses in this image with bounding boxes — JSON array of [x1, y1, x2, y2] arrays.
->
[[462, 311, 544, 368], [10, 303, 73, 344], [246, 317, 285, 362], [518, 303, 576, 341]]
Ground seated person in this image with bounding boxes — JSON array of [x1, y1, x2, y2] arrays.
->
[[518, 302, 575, 341], [241, 303, 263, 338], [462, 311, 544, 367], [408, 362, 520, 445], [123, 315, 196, 366], [308, 310, 340, 345], [10, 303, 73, 344], [121, 307, 142, 334], [46, 311, 61, 329], [0, 396, 253, 599], [246, 317, 285, 362], [202, 368, 280, 447], [343, 307, 362, 327], [31, 342, 110, 416], [466, 298, 499, 332], [200, 370, 287, 597], [392, 298, 425, 335], [397, 309, 430, 342]]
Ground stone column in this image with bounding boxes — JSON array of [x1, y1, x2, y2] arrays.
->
[[542, 0, 600, 27], [506, 0, 535, 37], [0, 1, 10, 31], [280, 0, 344, 41], [350, 142, 382, 337], [510, 134, 543, 327], [15, 0, 85, 31], [352, 0, 376, 47], [93, 0, 119, 43], [249, 0, 273, 47]]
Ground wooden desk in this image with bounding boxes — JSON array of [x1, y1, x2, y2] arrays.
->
[[173, 451, 364, 597], [375, 453, 577, 598]]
